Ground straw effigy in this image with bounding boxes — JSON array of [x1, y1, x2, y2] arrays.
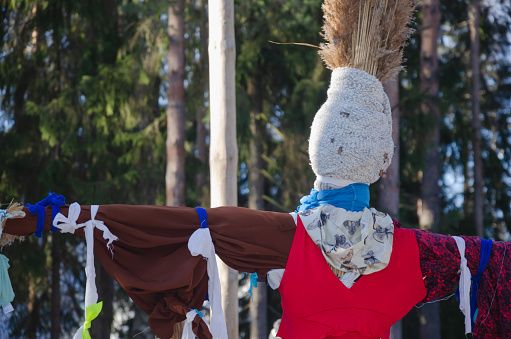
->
[[316, 0, 416, 279]]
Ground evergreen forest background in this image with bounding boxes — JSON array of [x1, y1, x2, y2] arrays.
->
[[1, 0, 511, 338]]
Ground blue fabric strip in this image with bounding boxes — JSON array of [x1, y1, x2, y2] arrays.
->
[[470, 238, 493, 331], [25, 192, 66, 237], [194, 207, 208, 229], [455, 239, 493, 328], [296, 183, 370, 213], [25, 204, 46, 238], [48, 193, 66, 232], [194, 207, 209, 302]]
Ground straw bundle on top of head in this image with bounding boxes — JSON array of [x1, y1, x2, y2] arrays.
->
[[319, 0, 416, 83]]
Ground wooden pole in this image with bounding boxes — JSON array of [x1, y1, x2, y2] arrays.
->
[[208, 0, 239, 338]]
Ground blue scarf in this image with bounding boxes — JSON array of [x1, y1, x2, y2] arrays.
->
[[296, 183, 370, 213]]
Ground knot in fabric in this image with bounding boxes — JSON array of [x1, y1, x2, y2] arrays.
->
[[53, 202, 82, 234], [81, 301, 103, 339], [188, 228, 214, 259], [26, 192, 66, 236], [182, 308, 207, 339]]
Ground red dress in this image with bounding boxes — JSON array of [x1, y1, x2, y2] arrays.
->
[[277, 217, 426, 339]]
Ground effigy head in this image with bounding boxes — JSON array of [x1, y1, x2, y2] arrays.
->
[[309, 67, 393, 186]]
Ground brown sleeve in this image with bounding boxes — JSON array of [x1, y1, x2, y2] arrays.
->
[[3, 205, 295, 339]]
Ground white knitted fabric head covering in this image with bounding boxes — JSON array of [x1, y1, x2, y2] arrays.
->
[[309, 67, 394, 185]]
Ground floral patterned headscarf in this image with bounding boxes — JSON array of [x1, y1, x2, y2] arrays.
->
[[297, 204, 394, 275]]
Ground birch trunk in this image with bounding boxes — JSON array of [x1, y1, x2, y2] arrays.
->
[[167, 2, 186, 336], [470, 0, 484, 238], [418, 0, 442, 337], [166, 0, 186, 207], [196, 0, 209, 200], [209, 0, 239, 338], [379, 78, 402, 339]]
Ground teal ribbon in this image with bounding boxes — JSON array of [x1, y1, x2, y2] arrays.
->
[[191, 308, 204, 318], [0, 254, 14, 308], [247, 273, 258, 301]]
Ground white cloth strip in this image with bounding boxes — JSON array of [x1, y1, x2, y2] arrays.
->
[[315, 176, 357, 188], [452, 236, 472, 334], [53, 203, 118, 339], [188, 227, 228, 339], [181, 309, 208, 339]]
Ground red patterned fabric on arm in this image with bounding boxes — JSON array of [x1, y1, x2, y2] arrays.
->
[[412, 228, 511, 338]]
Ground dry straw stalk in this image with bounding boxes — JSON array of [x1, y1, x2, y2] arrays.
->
[[319, 0, 416, 83], [0, 202, 25, 248]]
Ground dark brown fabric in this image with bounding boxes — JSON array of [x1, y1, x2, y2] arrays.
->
[[4, 205, 296, 338]]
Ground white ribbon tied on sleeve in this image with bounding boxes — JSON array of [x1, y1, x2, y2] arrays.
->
[[182, 309, 207, 339], [452, 236, 472, 334], [53, 203, 118, 339], [188, 227, 228, 339]]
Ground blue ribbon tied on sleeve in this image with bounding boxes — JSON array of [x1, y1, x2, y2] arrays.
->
[[25, 192, 66, 237]]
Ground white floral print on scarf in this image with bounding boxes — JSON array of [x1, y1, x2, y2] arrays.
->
[[297, 205, 394, 275]]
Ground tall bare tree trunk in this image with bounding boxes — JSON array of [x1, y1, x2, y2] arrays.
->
[[166, 0, 186, 207], [378, 78, 401, 339], [196, 0, 209, 200], [470, 0, 484, 238], [418, 0, 442, 338], [209, 0, 239, 337], [247, 80, 268, 339], [167, 2, 186, 337], [50, 236, 61, 339]]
